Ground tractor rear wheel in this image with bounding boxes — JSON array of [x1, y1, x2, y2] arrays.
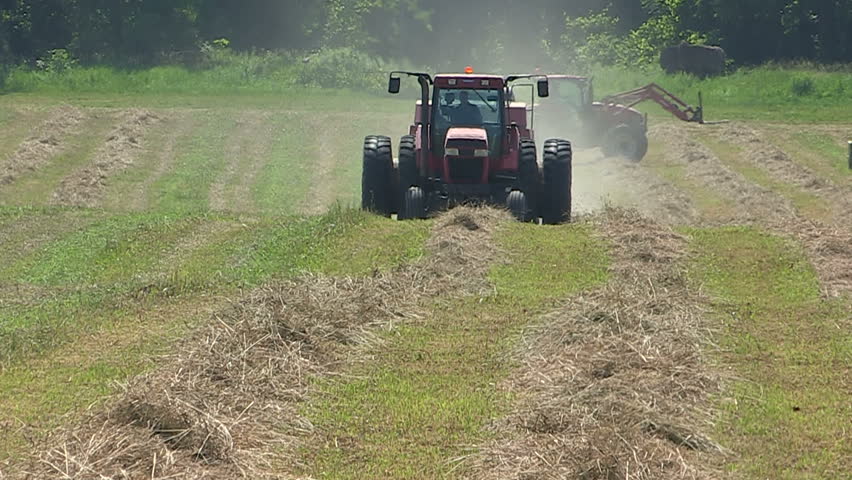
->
[[398, 134, 418, 200], [401, 186, 426, 220], [361, 135, 394, 215], [506, 190, 530, 222], [542, 139, 573, 225], [603, 124, 648, 162]]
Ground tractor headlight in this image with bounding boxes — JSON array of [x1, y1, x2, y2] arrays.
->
[[445, 148, 460, 156], [474, 149, 488, 157]]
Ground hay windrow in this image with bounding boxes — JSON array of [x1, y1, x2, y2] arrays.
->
[[16, 207, 509, 479], [655, 123, 852, 297], [718, 123, 849, 195], [652, 123, 794, 225], [783, 221, 852, 298], [718, 123, 852, 229], [0, 106, 86, 186], [469, 208, 726, 480], [51, 109, 161, 207]]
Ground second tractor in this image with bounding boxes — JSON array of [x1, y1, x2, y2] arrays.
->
[[532, 75, 704, 162]]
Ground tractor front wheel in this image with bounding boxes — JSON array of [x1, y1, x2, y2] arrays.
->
[[603, 124, 648, 162], [507, 190, 530, 222], [400, 186, 426, 220], [542, 139, 573, 225], [361, 135, 394, 216]]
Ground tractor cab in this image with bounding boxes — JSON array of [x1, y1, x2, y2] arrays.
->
[[532, 76, 593, 144], [431, 74, 506, 162], [537, 76, 596, 125], [548, 76, 594, 109]]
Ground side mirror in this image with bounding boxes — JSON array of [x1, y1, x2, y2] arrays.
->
[[388, 76, 401, 94], [537, 79, 549, 98]]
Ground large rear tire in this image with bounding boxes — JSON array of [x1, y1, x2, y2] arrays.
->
[[542, 139, 573, 225], [361, 135, 393, 216], [400, 186, 426, 220], [603, 124, 648, 162]]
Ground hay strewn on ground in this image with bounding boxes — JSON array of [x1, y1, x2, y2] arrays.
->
[[17, 207, 509, 479], [654, 122, 852, 297], [469, 208, 726, 480], [51, 110, 160, 207], [0, 106, 86, 185]]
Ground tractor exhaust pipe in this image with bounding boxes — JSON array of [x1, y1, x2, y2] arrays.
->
[[418, 75, 431, 179], [389, 71, 433, 180]]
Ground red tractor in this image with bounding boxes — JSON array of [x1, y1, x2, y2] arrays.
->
[[531, 75, 704, 162], [362, 70, 572, 223]]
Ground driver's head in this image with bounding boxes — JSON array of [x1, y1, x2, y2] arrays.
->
[[459, 90, 470, 104], [445, 92, 456, 105]]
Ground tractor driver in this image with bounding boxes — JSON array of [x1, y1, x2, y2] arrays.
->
[[452, 90, 483, 126], [441, 91, 457, 119]]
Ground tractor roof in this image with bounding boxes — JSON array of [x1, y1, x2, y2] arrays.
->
[[546, 74, 590, 81], [434, 73, 504, 80], [434, 73, 505, 88]]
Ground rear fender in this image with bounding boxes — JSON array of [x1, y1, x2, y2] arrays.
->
[[590, 102, 645, 130], [499, 125, 522, 172]]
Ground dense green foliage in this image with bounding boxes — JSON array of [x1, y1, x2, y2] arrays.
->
[[2, 1, 851, 74]]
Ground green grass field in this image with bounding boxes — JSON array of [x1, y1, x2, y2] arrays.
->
[[689, 228, 851, 478], [0, 67, 849, 478]]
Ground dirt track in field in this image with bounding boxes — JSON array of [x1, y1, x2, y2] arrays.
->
[[572, 146, 697, 224], [123, 112, 197, 211], [209, 110, 275, 213], [302, 115, 339, 215]]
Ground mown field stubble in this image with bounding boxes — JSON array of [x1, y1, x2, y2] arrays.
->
[[0, 87, 850, 479]]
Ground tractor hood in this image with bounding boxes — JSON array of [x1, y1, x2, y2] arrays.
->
[[445, 127, 488, 144], [442, 127, 489, 185]]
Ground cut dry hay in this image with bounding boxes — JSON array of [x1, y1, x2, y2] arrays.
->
[[468, 208, 727, 480], [716, 123, 846, 200], [0, 106, 86, 185], [16, 207, 509, 479], [779, 219, 852, 298], [51, 109, 160, 207], [651, 123, 794, 226], [654, 123, 852, 297]]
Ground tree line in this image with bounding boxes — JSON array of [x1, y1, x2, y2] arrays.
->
[[1, 0, 851, 69]]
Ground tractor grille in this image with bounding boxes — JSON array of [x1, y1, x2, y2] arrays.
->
[[448, 157, 484, 184]]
